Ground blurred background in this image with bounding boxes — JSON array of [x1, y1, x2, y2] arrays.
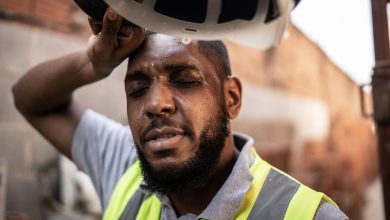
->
[[0, 0, 384, 219]]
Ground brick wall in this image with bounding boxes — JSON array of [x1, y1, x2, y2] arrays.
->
[[227, 25, 377, 219], [0, 0, 86, 33]]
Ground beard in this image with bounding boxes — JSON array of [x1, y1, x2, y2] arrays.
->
[[134, 97, 229, 195]]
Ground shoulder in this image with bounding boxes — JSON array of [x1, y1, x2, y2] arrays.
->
[[72, 109, 137, 209], [314, 201, 349, 220], [73, 109, 137, 170]]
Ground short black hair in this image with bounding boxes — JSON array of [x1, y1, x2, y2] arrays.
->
[[144, 31, 232, 80], [197, 40, 232, 80]]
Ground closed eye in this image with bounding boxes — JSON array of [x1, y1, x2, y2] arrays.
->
[[126, 81, 149, 98], [171, 79, 202, 88], [169, 67, 204, 88], [125, 71, 150, 98]]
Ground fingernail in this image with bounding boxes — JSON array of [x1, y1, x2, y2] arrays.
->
[[108, 9, 117, 21]]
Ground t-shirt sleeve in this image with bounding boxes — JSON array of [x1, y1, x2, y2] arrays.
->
[[71, 109, 138, 210], [314, 201, 349, 220]]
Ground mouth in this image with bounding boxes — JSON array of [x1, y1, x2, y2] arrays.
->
[[143, 127, 185, 151]]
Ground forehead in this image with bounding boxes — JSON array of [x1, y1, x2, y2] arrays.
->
[[128, 34, 204, 70], [144, 34, 186, 56]]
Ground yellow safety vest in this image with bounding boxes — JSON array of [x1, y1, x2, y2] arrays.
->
[[103, 147, 338, 220]]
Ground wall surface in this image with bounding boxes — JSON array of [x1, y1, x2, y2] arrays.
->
[[227, 25, 378, 219], [0, 19, 128, 219]]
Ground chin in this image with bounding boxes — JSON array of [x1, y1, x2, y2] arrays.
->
[[148, 153, 192, 171]]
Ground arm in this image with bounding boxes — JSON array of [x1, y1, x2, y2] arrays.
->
[[12, 7, 144, 159]]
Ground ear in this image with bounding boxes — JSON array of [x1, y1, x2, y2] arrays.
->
[[224, 76, 242, 119]]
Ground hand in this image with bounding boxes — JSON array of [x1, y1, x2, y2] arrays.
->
[[87, 7, 145, 78]]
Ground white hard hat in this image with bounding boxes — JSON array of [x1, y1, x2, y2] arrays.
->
[[75, 0, 300, 49]]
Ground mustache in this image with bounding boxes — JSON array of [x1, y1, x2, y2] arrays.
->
[[140, 118, 191, 144]]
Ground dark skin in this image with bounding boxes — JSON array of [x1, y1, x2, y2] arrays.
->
[[12, 7, 243, 216], [12, 8, 144, 159], [125, 35, 242, 215]]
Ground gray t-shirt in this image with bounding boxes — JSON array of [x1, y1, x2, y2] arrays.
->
[[72, 110, 348, 219], [72, 110, 137, 210]]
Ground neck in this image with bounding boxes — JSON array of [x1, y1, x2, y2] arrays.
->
[[168, 135, 239, 216]]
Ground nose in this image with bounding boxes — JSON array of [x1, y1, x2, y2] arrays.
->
[[144, 81, 176, 118]]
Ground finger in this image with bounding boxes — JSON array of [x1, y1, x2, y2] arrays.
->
[[88, 34, 98, 46], [118, 34, 133, 47], [88, 17, 102, 35], [119, 25, 133, 38], [117, 26, 145, 57], [100, 7, 123, 45]]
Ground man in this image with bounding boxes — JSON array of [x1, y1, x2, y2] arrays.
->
[[12, 8, 348, 220]]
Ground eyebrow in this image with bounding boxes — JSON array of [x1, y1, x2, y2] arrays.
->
[[125, 62, 203, 81], [124, 71, 148, 82], [164, 63, 201, 73]]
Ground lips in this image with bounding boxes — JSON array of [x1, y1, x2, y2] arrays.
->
[[143, 127, 185, 151], [144, 127, 183, 142]]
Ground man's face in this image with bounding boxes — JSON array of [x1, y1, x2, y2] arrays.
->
[[125, 34, 230, 193]]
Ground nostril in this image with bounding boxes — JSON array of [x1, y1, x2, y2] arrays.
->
[[146, 111, 154, 118], [161, 107, 172, 114], [145, 104, 175, 118]]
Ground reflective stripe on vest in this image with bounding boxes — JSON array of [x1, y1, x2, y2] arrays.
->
[[104, 147, 338, 220], [103, 160, 144, 220], [118, 189, 161, 220]]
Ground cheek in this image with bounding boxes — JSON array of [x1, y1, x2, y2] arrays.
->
[[127, 103, 143, 140], [127, 98, 144, 119], [178, 92, 220, 135]]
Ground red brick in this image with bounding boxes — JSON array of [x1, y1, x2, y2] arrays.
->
[[0, 0, 32, 14], [227, 24, 377, 218]]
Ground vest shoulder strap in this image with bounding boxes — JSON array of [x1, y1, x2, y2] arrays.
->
[[237, 147, 339, 220], [247, 168, 300, 220], [118, 188, 162, 220], [135, 193, 162, 220], [234, 148, 273, 220], [284, 184, 326, 220], [103, 161, 143, 220]]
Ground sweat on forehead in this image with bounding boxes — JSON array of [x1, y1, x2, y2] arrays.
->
[[129, 32, 232, 79], [127, 33, 197, 69], [146, 33, 186, 49]]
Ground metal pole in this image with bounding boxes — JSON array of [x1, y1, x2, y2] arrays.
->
[[371, 0, 390, 219]]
